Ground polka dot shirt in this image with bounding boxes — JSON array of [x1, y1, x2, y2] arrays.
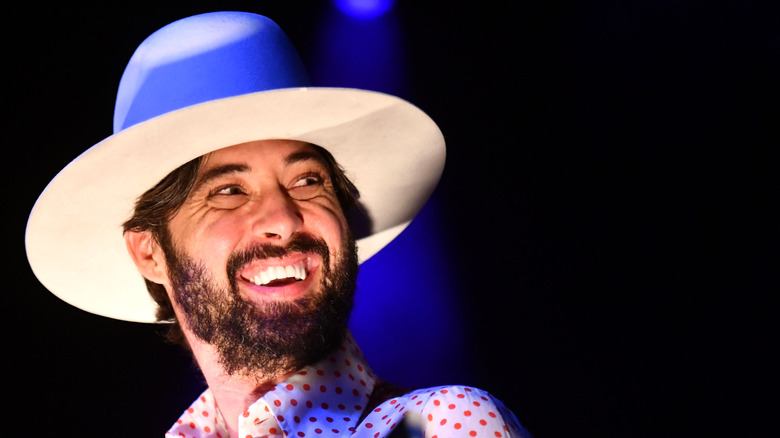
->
[[166, 333, 530, 438]]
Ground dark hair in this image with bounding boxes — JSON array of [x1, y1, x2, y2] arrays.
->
[[122, 143, 360, 348]]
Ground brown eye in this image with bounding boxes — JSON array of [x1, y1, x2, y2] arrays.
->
[[289, 173, 324, 200], [208, 185, 249, 209]]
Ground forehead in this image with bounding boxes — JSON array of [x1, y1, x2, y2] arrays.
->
[[200, 139, 321, 169]]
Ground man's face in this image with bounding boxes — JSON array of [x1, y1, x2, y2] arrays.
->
[[160, 139, 358, 377]]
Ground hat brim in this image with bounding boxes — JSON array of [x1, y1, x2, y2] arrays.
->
[[26, 87, 445, 323]]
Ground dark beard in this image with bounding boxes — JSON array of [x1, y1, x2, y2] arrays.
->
[[163, 232, 358, 379]]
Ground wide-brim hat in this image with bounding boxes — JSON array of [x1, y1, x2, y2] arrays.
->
[[25, 11, 445, 323]]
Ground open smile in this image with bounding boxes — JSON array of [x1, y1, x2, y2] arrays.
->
[[245, 261, 307, 286], [237, 254, 320, 298]]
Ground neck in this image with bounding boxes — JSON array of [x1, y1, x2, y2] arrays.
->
[[185, 333, 294, 438]]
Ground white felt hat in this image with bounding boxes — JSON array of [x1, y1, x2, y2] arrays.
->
[[25, 12, 445, 323]]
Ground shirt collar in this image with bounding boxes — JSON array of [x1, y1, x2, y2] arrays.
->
[[167, 332, 378, 438]]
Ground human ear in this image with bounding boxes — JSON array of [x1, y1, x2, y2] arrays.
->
[[124, 230, 169, 285]]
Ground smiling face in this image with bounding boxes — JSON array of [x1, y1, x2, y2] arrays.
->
[[168, 139, 351, 300], [154, 139, 358, 377]]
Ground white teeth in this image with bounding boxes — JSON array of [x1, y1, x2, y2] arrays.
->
[[249, 263, 307, 286]]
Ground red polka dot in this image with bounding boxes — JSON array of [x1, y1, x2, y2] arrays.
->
[[274, 400, 282, 407], [455, 423, 463, 430], [303, 384, 311, 391], [464, 410, 472, 416], [433, 400, 441, 406], [480, 419, 488, 426], [297, 432, 305, 437], [494, 432, 503, 437], [188, 408, 194, 414], [294, 416, 301, 424], [448, 404, 457, 410], [458, 393, 466, 399], [189, 422, 195, 429], [201, 411, 209, 417], [440, 419, 447, 426], [309, 417, 317, 422], [204, 426, 211, 433], [441, 389, 449, 394], [366, 423, 374, 428], [470, 431, 478, 437], [320, 385, 327, 392], [489, 412, 497, 418], [473, 401, 482, 407], [427, 414, 434, 422], [315, 429, 322, 434], [242, 411, 250, 418], [269, 428, 278, 434], [286, 384, 294, 390], [291, 399, 298, 406]]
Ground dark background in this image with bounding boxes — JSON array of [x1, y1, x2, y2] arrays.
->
[[7, 1, 776, 437]]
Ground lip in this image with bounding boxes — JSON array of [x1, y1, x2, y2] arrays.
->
[[237, 253, 321, 301]]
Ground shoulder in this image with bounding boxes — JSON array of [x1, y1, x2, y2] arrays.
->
[[366, 385, 532, 438]]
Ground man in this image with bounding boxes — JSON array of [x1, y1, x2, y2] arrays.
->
[[26, 11, 530, 437]]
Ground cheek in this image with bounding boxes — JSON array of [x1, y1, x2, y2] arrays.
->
[[171, 214, 243, 269], [304, 205, 350, 254]]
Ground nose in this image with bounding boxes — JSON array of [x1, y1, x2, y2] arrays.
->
[[248, 186, 303, 242]]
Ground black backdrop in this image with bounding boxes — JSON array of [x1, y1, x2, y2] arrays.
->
[[7, 1, 776, 437]]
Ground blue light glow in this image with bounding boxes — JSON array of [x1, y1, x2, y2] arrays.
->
[[309, 1, 465, 389], [334, 0, 394, 19]]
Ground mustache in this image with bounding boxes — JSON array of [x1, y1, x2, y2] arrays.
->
[[226, 233, 331, 285]]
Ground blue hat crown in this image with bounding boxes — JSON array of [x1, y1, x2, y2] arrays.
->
[[113, 11, 310, 132]]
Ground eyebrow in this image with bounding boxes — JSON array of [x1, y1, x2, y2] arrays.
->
[[190, 149, 330, 194], [285, 150, 329, 167], [191, 163, 249, 194]]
